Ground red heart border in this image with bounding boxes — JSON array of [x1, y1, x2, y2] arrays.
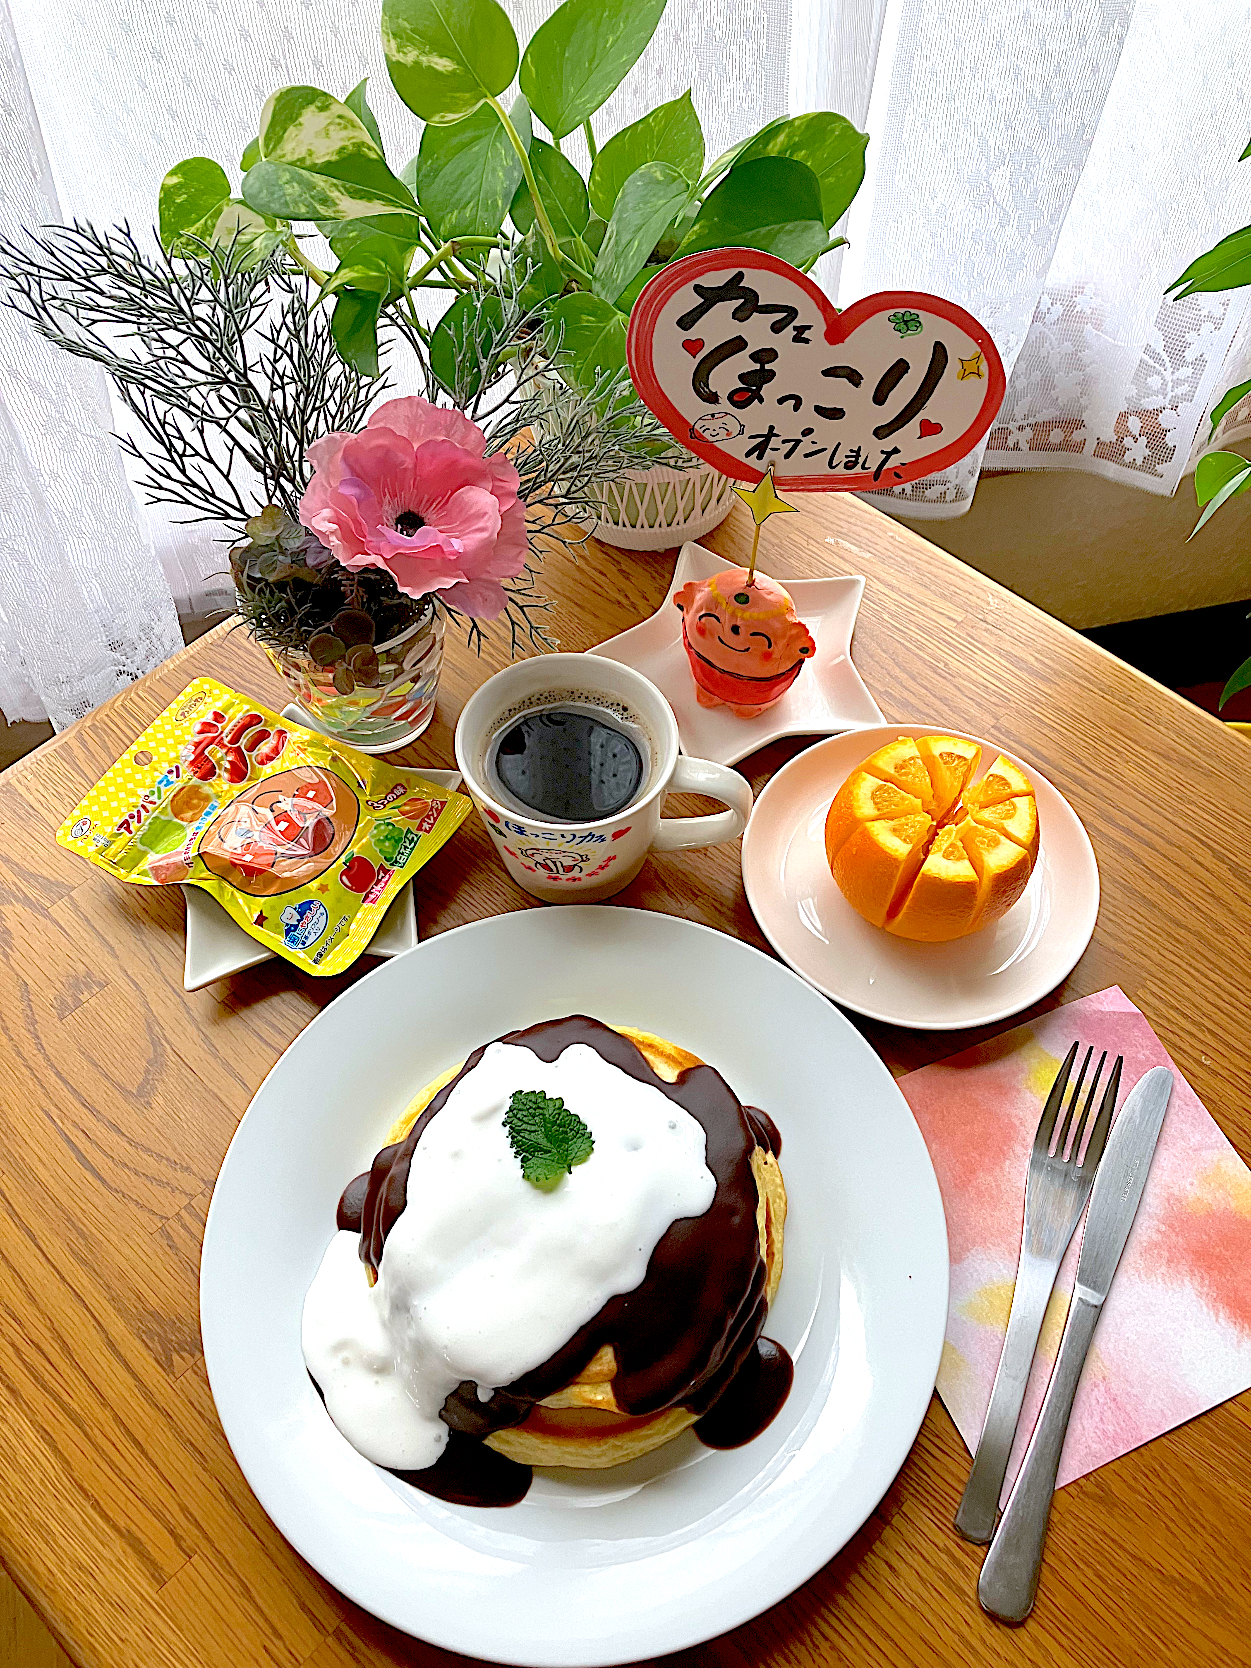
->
[[626, 248, 1007, 492]]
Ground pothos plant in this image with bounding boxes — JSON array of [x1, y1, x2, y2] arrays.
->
[[1167, 134, 1251, 711], [158, 0, 867, 396]]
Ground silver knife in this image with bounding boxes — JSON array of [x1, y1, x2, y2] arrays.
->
[[978, 1065, 1174, 1622]]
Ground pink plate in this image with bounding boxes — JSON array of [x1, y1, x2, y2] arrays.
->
[[742, 726, 1099, 1030]]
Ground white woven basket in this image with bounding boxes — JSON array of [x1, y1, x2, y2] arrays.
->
[[530, 362, 736, 552], [587, 459, 737, 551]]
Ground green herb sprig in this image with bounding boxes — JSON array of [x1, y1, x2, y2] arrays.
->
[[504, 1090, 594, 1191]]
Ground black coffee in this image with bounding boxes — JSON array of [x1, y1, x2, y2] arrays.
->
[[491, 706, 645, 821]]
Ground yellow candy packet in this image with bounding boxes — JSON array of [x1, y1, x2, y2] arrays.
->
[[56, 677, 471, 976]]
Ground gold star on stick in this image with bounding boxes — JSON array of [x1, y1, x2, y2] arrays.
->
[[732, 467, 799, 583]]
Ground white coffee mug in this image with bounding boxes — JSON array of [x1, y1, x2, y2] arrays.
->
[[454, 654, 753, 902]]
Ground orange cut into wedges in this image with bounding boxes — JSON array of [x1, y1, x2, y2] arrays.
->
[[824, 736, 1039, 943], [860, 735, 936, 809], [830, 812, 931, 929], [915, 734, 981, 821], [963, 754, 1032, 811], [970, 792, 1038, 852], [822, 768, 927, 861]]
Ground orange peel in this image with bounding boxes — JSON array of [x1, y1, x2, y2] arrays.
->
[[824, 735, 1039, 943]]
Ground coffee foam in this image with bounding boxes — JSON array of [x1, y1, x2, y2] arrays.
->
[[479, 689, 659, 824]]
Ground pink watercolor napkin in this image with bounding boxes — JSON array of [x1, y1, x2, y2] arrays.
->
[[900, 988, 1251, 1500]]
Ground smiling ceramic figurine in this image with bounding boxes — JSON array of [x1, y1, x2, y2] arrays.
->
[[674, 566, 817, 717]]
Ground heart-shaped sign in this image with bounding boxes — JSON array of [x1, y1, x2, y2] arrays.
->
[[626, 249, 1006, 491]]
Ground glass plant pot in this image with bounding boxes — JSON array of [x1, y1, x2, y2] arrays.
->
[[264, 601, 445, 752]]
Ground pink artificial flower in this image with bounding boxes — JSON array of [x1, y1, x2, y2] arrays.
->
[[299, 396, 527, 619]]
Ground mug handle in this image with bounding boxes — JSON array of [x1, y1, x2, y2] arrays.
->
[[652, 755, 753, 851]]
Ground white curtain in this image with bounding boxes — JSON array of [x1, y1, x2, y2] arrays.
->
[[0, 0, 182, 729], [835, 0, 1251, 516], [3, 0, 1249, 724]]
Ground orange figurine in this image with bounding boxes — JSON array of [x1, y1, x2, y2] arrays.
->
[[674, 567, 816, 717]]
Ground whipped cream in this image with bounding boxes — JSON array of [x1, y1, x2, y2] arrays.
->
[[302, 1040, 716, 1470]]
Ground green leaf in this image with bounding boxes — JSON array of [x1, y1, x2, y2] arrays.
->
[[429, 290, 505, 396], [1166, 224, 1251, 296], [583, 215, 607, 254], [318, 256, 394, 304], [677, 155, 827, 265], [331, 288, 383, 376], [510, 135, 589, 239], [544, 291, 627, 389], [614, 265, 661, 314], [243, 160, 420, 233], [345, 79, 386, 154], [259, 86, 412, 202], [326, 223, 413, 271], [199, 199, 287, 266], [701, 116, 788, 187], [1241, 135, 1251, 162], [587, 89, 703, 219], [514, 227, 568, 307], [1195, 449, 1251, 504], [1189, 451, 1251, 537], [593, 160, 691, 301], [735, 111, 868, 228], [159, 158, 231, 250], [240, 137, 261, 172], [1210, 377, 1251, 436], [382, 0, 519, 123], [418, 94, 530, 240], [520, 0, 668, 142], [654, 195, 698, 260], [1220, 652, 1251, 708], [503, 1089, 594, 1190]]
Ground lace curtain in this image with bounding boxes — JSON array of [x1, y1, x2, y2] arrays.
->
[[837, 0, 1251, 516], [3, 0, 1249, 725]]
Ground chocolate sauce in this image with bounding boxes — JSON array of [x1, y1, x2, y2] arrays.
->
[[336, 1170, 369, 1231], [308, 1371, 532, 1505], [744, 1105, 782, 1156], [335, 1017, 793, 1505], [394, 1432, 532, 1508], [491, 708, 644, 821], [694, 1338, 794, 1449]]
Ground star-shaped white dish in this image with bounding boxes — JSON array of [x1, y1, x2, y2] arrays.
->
[[589, 542, 884, 767], [181, 768, 461, 991]]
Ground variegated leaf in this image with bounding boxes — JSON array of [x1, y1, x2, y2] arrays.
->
[[382, 0, 519, 124], [259, 85, 414, 204], [243, 160, 420, 233], [159, 158, 230, 250]]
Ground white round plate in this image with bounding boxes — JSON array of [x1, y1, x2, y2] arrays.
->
[[201, 908, 948, 1666], [742, 726, 1099, 1031]]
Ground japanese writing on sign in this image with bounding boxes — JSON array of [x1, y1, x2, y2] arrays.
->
[[625, 250, 1005, 492]]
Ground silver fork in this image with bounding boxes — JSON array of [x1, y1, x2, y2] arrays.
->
[[954, 1042, 1123, 1543]]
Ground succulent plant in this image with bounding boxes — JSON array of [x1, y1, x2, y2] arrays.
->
[[306, 608, 382, 692], [229, 504, 334, 587], [225, 501, 428, 663]]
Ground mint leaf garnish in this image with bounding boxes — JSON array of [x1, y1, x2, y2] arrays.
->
[[504, 1090, 594, 1191]]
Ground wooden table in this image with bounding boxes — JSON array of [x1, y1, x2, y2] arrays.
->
[[2, 492, 1249, 1668]]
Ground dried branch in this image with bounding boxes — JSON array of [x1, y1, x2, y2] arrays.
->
[[0, 223, 382, 537], [0, 223, 689, 661]]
